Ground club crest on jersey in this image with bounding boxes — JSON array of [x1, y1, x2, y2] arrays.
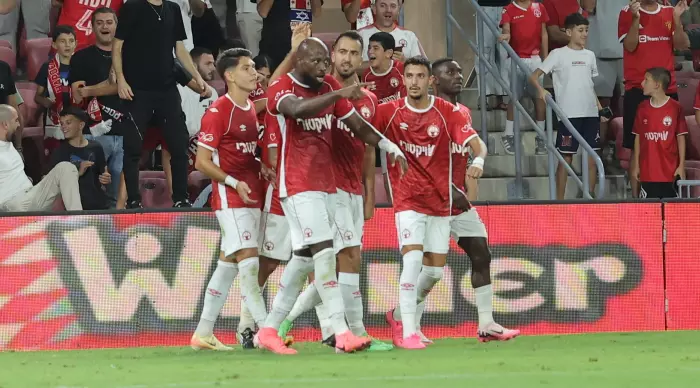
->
[[427, 124, 440, 138], [270, 133, 277, 142], [533, 5, 542, 18], [666, 21, 672, 31], [390, 78, 399, 88], [298, 113, 333, 133], [663, 116, 672, 126], [240, 124, 247, 131], [360, 106, 372, 119], [199, 133, 214, 142], [399, 39, 407, 47]]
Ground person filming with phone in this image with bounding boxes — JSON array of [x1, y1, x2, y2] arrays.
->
[[357, 0, 424, 62]]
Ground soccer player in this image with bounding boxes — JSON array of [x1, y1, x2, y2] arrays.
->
[[55, 0, 125, 52], [632, 67, 687, 199], [530, 13, 606, 200], [255, 37, 407, 355], [191, 48, 269, 351], [375, 56, 485, 349], [362, 32, 406, 105], [277, 31, 394, 352], [499, 0, 548, 155], [429, 57, 520, 343], [618, 0, 688, 197]]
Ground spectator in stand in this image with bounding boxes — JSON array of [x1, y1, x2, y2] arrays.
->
[[632, 67, 687, 199], [236, 0, 262, 56], [342, 0, 374, 30], [53, 0, 125, 52], [583, 0, 627, 165], [499, 0, 548, 155], [0, 104, 83, 212], [475, 0, 509, 111], [257, 0, 322, 70], [49, 107, 111, 210], [192, 1, 226, 55], [0, 0, 50, 51], [35, 25, 78, 156], [254, 54, 272, 89], [170, 0, 207, 52], [619, 0, 689, 197], [69, 7, 124, 208], [113, 0, 207, 209], [0, 58, 22, 153], [362, 32, 405, 104], [542, 0, 586, 51], [358, 0, 424, 62]]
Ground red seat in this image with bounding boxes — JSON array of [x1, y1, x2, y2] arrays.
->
[[16, 82, 41, 127], [139, 171, 172, 208], [188, 170, 210, 202], [312, 32, 340, 51], [25, 38, 52, 81], [676, 76, 698, 116], [374, 168, 390, 205], [0, 46, 16, 74], [685, 115, 700, 161], [610, 117, 631, 164], [208, 79, 225, 97]]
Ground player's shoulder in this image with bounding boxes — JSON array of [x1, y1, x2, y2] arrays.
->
[[393, 60, 405, 72], [433, 96, 459, 114], [357, 25, 378, 35], [667, 97, 683, 110], [322, 74, 342, 90], [456, 102, 472, 118], [620, 4, 632, 15], [268, 74, 294, 91], [377, 98, 405, 114], [206, 95, 234, 114]]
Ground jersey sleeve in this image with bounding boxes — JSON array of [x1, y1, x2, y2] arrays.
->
[[632, 105, 644, 136], [249, 83, 267, 102], [618, 7, 632, 42], [499, 7, 511, 26], [447, 103, 478, 147], [114, 1, 137, 41], [34, 62, 48, 88], [540, 4, 550, 24], [263, 113, 281, 148], [266, 77, 295, 116], [372, 103, 393, 135], [677, 105, 689, 136], [694, 82, 700, 111], [405, 31, 426, 58], [197, 107, 224, 151], [325, 75, 355, 120], [538, 48, 559, 74], [590, 51, 599, 78]]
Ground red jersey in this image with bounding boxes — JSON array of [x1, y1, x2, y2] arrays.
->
[[198, 94, 264, 210], [451, 103, 478, 216], [618, 4, 677, 93], [373, 96, 475, 217], [267, 73, 355, 197], [542, 0, 586, 51], [333, 88, 378, 195], [262, 113, 284, 216], [341, 0, 373, 29], [363, 61, 406, 104], [632, 98, 687, 182], [58, 0, 124, 52], [500, 1, 549, 58]]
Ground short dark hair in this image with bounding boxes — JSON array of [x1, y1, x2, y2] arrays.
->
[[564, 12, 589, 30], [216, 48, 253, 79], [404, 56, 432, 75], [91, 7, 117, 25], [334, 30, 364, 50], [52, 25, 76, 42], [431, 57, 456, 73], [59, 106, 90, 124], [646, 67, 672, 91], [368, 32, 395, 51], [190, 47, 213, 62], [253, 54, 273, 70]]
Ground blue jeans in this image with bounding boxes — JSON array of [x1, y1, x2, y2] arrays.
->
[[85, 135, 123, 208]]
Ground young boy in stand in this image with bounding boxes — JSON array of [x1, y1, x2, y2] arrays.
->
[[530, 13, 607, 199], [632, 67, 687, 199]]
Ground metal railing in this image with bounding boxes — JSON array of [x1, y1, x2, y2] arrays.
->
[[446, 0, 605, 199]]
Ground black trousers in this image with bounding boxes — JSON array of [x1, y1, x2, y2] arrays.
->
[[122, 87, 189, 203]]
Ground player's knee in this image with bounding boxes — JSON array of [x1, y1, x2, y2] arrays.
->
[[337, 248, 361, 273], [422, 265, 444, 282]]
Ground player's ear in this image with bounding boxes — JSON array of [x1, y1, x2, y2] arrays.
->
[[331, 50, 336, 64], [386, 48, 394, 60]]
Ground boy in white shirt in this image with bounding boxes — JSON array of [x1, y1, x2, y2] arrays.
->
[[530, 12, 608, 200]]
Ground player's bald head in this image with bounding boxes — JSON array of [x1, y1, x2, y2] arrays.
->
[[0, 104, 15, 121], [0, 104, 19, 140], [294, 37, 331, 89], [297, 38, 329, 59]]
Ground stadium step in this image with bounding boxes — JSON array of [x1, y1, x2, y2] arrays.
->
[[477, 174, 628, 201], [483, 154, 584, 178]]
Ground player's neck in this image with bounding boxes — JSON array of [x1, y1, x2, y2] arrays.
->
[[515, 0, 531, 7], [649, 93, 670, 107], [95, 41, 112, 52], [148, 0, 164, 5], [642, 2, 660, 11], [372, 60, 392, 74], [67, 135, 87, 148], [435, 92, 457, 105], [567, 42, 584, 50], [227, 86, 250, 107], [58, 54, 72, 65], [407, 95, 431, 110], [333, 70, 359, 87]]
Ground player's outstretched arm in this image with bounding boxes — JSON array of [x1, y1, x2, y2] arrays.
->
[[278, 92, 347, 119], [343, 112, 408, 175]]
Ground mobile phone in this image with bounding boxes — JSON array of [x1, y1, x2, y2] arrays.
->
[[599, 107, 613, 119], [394, 46, 403, 53]]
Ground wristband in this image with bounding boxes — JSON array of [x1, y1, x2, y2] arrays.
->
[[471, 156, 485, 169], [225, 175, 239, 189]]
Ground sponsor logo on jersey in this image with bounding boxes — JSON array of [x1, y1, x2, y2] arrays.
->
[[400, 140, 435, 157], [297, 113, 333, 133], [644, 131, 669, 142], [199, 132, 214, 142], [235, 141, 257, 153]]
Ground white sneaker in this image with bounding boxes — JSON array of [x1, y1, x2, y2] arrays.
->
[[190, 333, 234, 351], [416, 328, 433, 344]]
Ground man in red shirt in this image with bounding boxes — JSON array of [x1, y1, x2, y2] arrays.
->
[[362, 32, 406, 104], [191, 48, 268, 351], [375, 57, 483, 349], [56, 0, 125, 52], [619, 0, 689, 197], [341, 0, 373, 29], [255, 37, 406, 355], [499, 0, 549, 155], [632, 67, 687, 199], [542, 0, 586, 50]]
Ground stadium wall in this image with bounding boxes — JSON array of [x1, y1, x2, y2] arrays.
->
[[0, 201, 698, 351]]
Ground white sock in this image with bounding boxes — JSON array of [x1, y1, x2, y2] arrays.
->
[[536, 120, 545, 131], [312, 248, 349, 335], [315, 303, 334, 340], [287, 282, 321, 322], [238, 257, 268, 328], [195, 260, 238, 337], [238, 282, 265, 332], [504, 120, 514, 136], [415, 266, 443, 329], [339, 272, 365, 336], [264, 254, 313, 329], [399, 250, 423, 338], [475, 284, 495, 328]]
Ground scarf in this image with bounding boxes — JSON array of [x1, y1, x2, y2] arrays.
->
[[46, 54, 71, 129]]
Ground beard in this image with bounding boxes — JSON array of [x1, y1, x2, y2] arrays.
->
[[302, 73, 323, 90]]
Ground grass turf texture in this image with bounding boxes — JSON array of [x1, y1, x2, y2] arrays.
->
[[1, 332, 699, 388]]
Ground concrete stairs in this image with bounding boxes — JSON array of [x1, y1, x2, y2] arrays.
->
[[459, 88, 628, 200]]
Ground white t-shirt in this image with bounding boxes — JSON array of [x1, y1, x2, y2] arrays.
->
[[357, 24, 425, 61], [236, 0, 257, 13], [0, 140, 33, 207], [178, 84, 218, 137], [538, 46, 599, 118]]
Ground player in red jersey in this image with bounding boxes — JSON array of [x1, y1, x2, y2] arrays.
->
[[56, 0, 124, 52], [254, 37, 407, 355], [632, 67, 687, 199], [363, 32, 406, 104], [619, 0, 688, 197], [429, 58, 520, 343], [276, 31, 394, 352], [191, 48, 270, 351], [376, 56, 485, 349]]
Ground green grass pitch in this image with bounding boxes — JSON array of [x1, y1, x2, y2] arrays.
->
[[1, 332, 699, 388]]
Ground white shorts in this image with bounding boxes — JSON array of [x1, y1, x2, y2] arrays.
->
[[332, 189, 364, 253], [281, 191, 336, 251], [395, 210, 451, 254], [258, 212, 292, 261], [215, 208, 261, 257], [450, 209, 488, 240], [511, 56, 543, 100]]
